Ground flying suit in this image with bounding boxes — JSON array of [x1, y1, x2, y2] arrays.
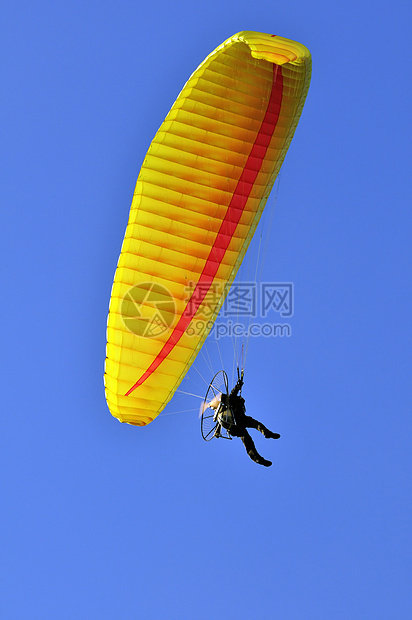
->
[[219, 378, 280, 467]]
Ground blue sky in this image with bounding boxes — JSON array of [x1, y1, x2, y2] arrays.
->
[[2, 1, 412, 618]]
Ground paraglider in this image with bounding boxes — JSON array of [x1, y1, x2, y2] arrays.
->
[[104, 31, 311, 427], [200, 370, 280, 467]]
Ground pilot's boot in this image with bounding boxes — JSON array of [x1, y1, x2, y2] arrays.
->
[[252, 454, 272, 467], [242, 431, 272, 467], [247, 448, 272, 467], [265, 430, 281, 439], [256, 423, 281, 440]]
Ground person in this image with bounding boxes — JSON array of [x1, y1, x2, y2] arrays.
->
[[216, 374, 280, 467]]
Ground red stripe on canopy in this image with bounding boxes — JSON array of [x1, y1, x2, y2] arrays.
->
[[126, 64, 283, 396]]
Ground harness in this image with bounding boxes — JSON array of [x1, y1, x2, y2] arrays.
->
[[216, 404, 236, 431], [215, 393, 245, 432]]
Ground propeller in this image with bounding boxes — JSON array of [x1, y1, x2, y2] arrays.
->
[[199, 392, 222, 418]]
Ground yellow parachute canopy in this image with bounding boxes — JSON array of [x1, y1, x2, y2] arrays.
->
[[105, 31, 311, 426]]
